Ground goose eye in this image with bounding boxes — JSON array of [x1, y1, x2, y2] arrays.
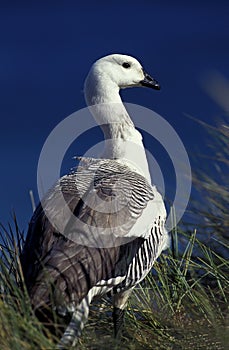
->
[[122, 62, 131, 69]]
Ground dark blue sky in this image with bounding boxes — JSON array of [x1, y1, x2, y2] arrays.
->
[[1, 1, 228, 230]]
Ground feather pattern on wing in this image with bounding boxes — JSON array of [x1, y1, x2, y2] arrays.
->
[[21, 158, 166, 314]]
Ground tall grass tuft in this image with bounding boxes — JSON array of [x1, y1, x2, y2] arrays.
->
[[125, 228, 228, 349], [0, 216, 57, 350]]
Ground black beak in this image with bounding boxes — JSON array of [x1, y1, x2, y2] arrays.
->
[[140, 70, 160, 90]]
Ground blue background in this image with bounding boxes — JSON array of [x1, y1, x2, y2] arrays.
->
[[1, 1, 228, 231]]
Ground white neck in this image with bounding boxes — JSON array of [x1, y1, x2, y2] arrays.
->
[[84, 76, 151, 182]]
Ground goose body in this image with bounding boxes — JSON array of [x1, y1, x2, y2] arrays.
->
[[21, 54, 169, 348]]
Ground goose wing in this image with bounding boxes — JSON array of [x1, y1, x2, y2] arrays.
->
[[21, 159, 166, 309]]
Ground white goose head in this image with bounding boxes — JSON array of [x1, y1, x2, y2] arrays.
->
[[84, 54, 160, 105]]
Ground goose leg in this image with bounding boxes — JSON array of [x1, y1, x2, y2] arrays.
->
[[112, 288, 133, 338], [113, 306, 125, 337], [58, 296, 90, 349]]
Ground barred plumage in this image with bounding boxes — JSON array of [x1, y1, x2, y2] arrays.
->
[[21, 54, 169, 348]]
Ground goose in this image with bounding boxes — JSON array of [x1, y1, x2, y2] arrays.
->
[[20, 54, 169, 348]]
